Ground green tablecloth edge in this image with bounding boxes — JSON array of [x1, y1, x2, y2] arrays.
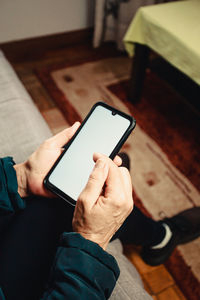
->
[[123, 3, 200, 86]]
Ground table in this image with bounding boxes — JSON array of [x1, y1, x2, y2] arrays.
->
[[123, 0, 200, 101]]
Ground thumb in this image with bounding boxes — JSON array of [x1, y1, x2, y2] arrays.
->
[[79, 158, 108, 208], [51, 122, 80, 148]]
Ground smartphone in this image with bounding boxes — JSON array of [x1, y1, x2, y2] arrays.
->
[[44, 102, 136, 206]]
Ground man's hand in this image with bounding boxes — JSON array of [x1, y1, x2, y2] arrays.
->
[[72, 153, 134, 250], [14, 123, 122, 198], [14, 122, 81, 198]]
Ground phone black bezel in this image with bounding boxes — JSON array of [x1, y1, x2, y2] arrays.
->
[[44, 101, 136, 206]]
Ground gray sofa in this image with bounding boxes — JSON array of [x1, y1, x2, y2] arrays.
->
[[0, 50, 152, 300]]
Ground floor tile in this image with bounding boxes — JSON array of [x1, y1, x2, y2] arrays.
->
[[156, 285, 186, 300], [142, 265, 174, 294], [123, 245, 160, 274]]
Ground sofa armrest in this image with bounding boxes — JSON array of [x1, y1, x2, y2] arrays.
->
[[0, 50, 52, 163]]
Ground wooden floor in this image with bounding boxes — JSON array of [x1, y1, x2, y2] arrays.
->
[[10, 41, 187, 300]]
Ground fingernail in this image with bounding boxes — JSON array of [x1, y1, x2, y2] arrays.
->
[[95, 159, 105, 169], [72, 122, 78, 128], [94, 152, 103, 157]]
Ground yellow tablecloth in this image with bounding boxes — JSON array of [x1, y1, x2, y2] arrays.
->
[[124, 0, 200, 85]]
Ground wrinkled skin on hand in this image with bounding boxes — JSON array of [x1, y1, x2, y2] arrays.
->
[[73, 153, 134, 250], [14, 122, 81, 198]]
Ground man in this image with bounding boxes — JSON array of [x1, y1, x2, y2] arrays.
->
[[0, 123, 199, 300]]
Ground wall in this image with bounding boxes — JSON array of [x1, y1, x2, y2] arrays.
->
[[0, 0, 95, 43]]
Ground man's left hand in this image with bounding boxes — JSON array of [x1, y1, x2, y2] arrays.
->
[[14, 122, 80, 198]]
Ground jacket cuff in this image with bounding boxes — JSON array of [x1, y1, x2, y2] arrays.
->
[[60, 232, 120, 280], [0, 157, 25, 214]]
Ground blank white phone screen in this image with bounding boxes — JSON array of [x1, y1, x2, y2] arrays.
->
[[49, 105, 131, 201]]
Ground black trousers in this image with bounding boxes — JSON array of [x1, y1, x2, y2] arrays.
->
[[0, 196, 165, 300]]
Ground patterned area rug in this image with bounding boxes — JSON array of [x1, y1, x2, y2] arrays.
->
[[37, 57, 200, 300]]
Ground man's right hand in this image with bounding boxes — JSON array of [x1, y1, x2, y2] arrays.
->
[[72, 153, 134, 250]]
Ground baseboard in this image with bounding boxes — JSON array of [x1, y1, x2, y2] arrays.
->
[[0, 28, 93, 62]]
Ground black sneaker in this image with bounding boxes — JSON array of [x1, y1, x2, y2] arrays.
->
[[141, 207, 200, 266]]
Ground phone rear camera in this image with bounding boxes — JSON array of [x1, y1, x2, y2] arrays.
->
[[112, 111, 117, 116]]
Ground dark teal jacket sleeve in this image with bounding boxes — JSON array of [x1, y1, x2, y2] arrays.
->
[[0, 157, 25, 232], [41, 232, 120, 300], [0, 288, 5, 300]]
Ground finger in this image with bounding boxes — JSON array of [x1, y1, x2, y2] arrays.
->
[[79, 158, 109, 208], [118, 167, 134, 213], [93, 152, 122, 167], [51, 122, 80, 148], [93, 152, 106, 163], [119, 167, 133, 197], [94, 153, 120, 182], [113, 155, 122, 166]]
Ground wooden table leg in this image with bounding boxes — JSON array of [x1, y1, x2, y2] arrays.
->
[[128, 43, 150, 103]]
